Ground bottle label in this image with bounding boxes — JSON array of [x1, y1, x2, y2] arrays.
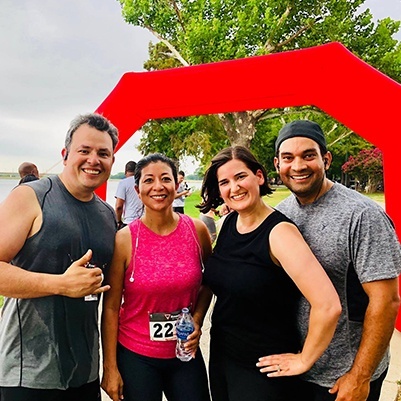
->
[[149, 310, 181, 341], [176, 324, 194, 340]]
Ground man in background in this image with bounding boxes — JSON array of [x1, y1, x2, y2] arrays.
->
[[173, 170, 191, 214], [0, 113, 118, 401], [114, 160, 143, 230], [18, 161, 39, 184]]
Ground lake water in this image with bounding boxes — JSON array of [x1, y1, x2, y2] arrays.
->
[[0, 178, 202, 206], [0, 177, 121, 207], [0, 179, 20, 203]]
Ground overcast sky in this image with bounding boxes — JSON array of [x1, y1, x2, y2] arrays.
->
[[0, 0, 400, 175]]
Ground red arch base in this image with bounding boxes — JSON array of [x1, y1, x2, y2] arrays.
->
[[95, 42, 401, 330]]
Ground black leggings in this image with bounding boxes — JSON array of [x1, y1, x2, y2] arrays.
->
[[209, 342, 304, 401], [117, 343, 210, 401], [0, 379, 100, 401]]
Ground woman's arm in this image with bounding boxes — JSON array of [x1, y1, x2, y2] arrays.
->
[[258, 222, 341, 376], [185, 218, 214, 354]]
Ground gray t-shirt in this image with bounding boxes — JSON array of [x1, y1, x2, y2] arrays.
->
[[115, 176, 143, 223], [276, 182, 401, 387], [173, 183, 186, 208], [0, 176, 116, 389]]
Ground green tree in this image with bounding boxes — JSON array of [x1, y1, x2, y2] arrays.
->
[[138, 114, 229, 167], [118, 0, 401, 166], [342, 147, 383, 193]]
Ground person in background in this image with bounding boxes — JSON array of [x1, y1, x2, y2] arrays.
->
[[273, 119, 401, 401], [115, 160, 143, 230], [173, 170, 191, 214], [199, 209, 217, 244], [214, 203, 231, 235], [198, 146, 341, 401], [0, 113, 118, 401], [101, 153, 212, 401], [18, 161, 39, 184], [19, 174, 39, 184]]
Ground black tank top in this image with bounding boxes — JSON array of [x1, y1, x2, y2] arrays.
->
[[204, 210, 302, 367]]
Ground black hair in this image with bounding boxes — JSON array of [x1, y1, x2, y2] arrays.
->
[[198, 146, 273, 213], [134, 153, 178, 185], [125, 161, 137, 173], [19, 174, 39, 184]]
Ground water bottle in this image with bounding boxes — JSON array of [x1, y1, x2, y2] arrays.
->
[[175, 307, 195, 362]]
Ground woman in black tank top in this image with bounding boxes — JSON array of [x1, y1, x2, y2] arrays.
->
[[197, 146, 341, 401]]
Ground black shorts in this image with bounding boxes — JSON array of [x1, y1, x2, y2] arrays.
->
[[0, 379, 100, 401]]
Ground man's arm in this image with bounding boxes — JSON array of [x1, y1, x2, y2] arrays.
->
[[0, 186, 109, 299], [174, 189, 191, 199], [330, 278, 400, 400], [114, 197, 125, 224], [114, 180, 126, 227]]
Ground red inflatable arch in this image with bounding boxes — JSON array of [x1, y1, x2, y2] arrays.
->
[[95, 41, 401, 329]]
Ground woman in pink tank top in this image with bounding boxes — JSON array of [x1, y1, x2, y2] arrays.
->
[[101, 153, 213, 401]]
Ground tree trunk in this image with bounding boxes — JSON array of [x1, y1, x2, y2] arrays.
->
[[217, 111, 257, 148], [365, 177, 381, 194]]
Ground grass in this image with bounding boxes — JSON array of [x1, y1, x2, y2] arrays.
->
[[186, 186, 385, 218], [363, 191, 385, 203]]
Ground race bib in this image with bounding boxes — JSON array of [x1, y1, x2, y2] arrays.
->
[[149, 310, 181, 341]]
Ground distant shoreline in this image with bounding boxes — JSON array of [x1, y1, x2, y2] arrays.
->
[[0, 173, 54, 179]]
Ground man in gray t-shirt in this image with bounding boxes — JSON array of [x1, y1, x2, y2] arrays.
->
[[273, 120, 401, 401], [115, 160, 143, 229]]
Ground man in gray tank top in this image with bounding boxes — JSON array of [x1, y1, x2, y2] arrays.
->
[[0, 113, 119, 401], [273, 120, 401, 401]]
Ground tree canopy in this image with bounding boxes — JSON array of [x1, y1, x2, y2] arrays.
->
[[118, 0, 401, 173]]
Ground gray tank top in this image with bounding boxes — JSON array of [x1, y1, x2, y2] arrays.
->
[[0, 175, 116, 389]]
